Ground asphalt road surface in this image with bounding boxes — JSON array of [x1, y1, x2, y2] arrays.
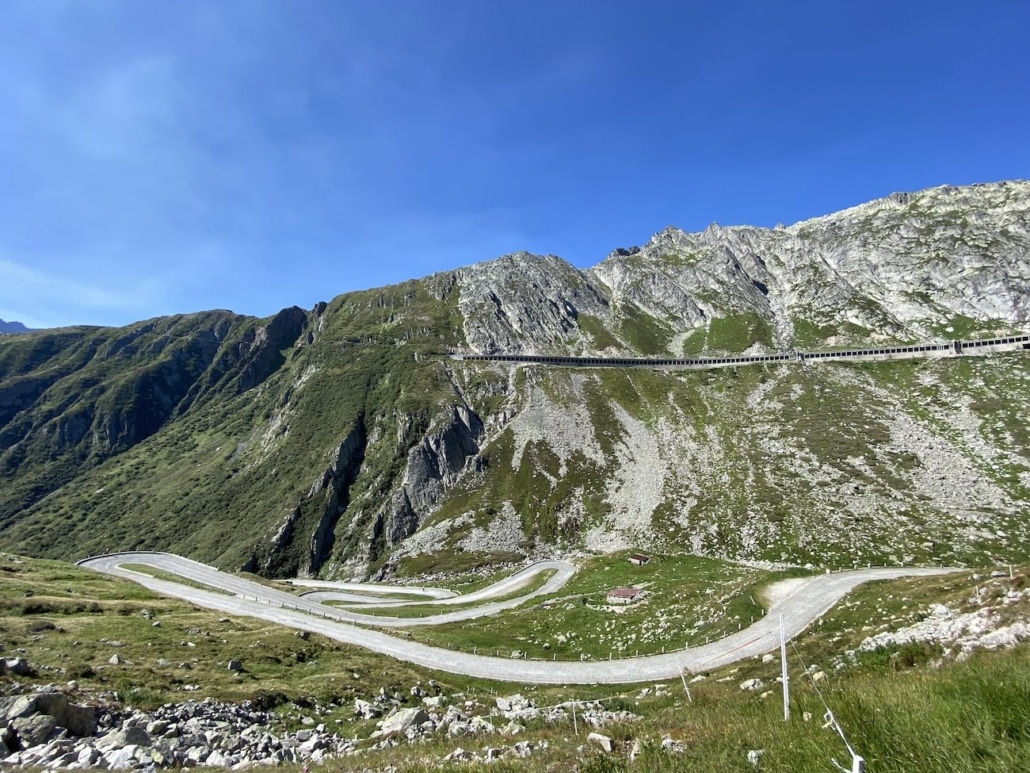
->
[[80, 552, 958, 685], [290, 579, 458, 603]]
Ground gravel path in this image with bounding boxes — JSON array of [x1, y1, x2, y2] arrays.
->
[[80, 553, 958, 685]]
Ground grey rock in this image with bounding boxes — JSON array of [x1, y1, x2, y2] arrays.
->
[[447, 721, 470, 737], [356, 700, 385, 725], [206, 749, 231, 766], [185, 744, 210, 763], [0, 695, 38, 721], [468, 716, 496, 735], [105, 745, 141, 769], [444, 746, 473, 762], [500, 721, 524, 736], [77, 745, 100, 765], [587, 732, 613, 753], [378, 708, 430, 737], [662, 737, 685, 753], [11, 714, 57, 748], [380, 405, 484, 545], [96, 725, 152, 750], [0, 693, 96, 737]]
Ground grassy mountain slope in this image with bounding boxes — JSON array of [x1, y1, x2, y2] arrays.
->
[[1, 182, 1028, 577]]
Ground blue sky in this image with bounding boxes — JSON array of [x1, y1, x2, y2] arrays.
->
[[1, 1, 1028, 329]]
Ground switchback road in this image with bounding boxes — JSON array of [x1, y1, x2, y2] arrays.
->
[[80, 552, 958, 685]]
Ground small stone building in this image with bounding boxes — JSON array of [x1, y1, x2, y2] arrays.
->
[[607, 587, 644, 605], [629, 553, 651, 566]]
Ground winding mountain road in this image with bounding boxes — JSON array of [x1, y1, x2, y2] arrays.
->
[[80, 552, 958, 685], [290, 579, 458, 603]]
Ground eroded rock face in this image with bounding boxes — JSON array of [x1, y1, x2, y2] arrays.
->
[[458, 252, 612, 355], [381, 404, 484, 546], [236, 306, 309, 393]]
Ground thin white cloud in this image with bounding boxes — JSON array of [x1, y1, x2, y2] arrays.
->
[[0, 257, 160, 328]]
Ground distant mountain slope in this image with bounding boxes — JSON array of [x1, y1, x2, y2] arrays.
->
[[0, 319, 31, 334], [0, 181, 1028, 577]]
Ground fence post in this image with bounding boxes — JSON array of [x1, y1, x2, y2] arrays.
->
[[780, 614, 789, 722]]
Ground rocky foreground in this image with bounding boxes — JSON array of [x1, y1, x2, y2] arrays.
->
[[0, 678, 640, 770]]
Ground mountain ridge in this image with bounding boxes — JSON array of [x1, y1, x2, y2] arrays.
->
[[0, 319, 32, 335], [0, 180, 1028, 580]]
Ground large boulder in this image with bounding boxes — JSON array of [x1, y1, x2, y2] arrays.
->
[[33, 693, 96, 737], [10, 714, 57, 748], [0, 693, 96, 737], [378, 708, 430, 736]]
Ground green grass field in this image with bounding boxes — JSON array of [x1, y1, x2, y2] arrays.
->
[[2, 552, 1029, 772], [396, 552, 808, 660]]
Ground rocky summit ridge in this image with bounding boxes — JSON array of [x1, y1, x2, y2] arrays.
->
[[459, 181, 1030, 356], [0, 180, 1028, 579]]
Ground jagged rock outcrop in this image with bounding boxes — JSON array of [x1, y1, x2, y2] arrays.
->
[[457, 181, 1030, 357], [380, 405, 484, 545], [457, 253, 611, 355], [257, 420, 368, 577], [307, 421, 367, 572], [236, 306, 308, 393]]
